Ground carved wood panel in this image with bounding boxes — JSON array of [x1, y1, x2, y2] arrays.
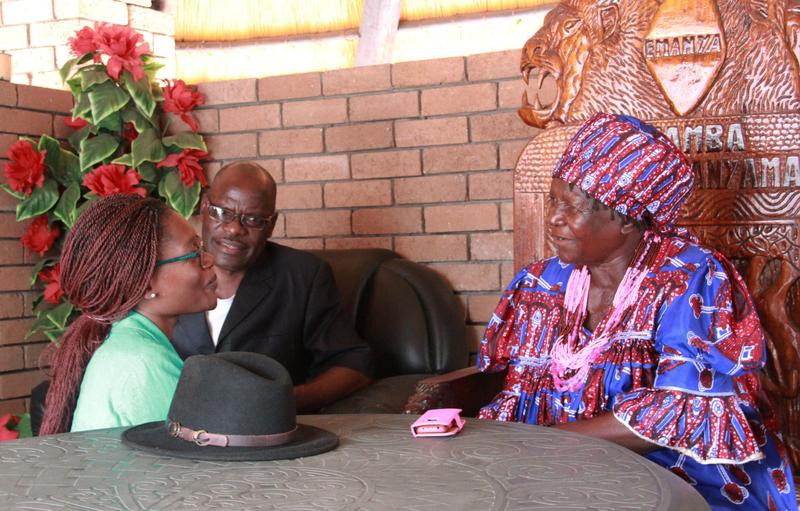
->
[[513, 0, 800, 469]]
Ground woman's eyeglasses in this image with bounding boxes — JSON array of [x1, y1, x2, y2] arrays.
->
[[206, 203, 275, 230], [156, 244, 213, 269]]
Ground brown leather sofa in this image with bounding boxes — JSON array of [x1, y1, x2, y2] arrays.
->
[[30, 248, 468, 434]]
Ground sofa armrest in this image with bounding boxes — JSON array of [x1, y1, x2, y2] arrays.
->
[[403, 367, 507, 417]]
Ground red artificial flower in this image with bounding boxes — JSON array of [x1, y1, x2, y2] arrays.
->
[[63, 116, 89, 130], [0, 413, 19, 442], [68, 25, 98, 57], [38, 264, 64, 305], [157, 148, 209, 187], [122, 122, 139, 142], [21, 216, 60, 257], [162, 80, 205, 132], [83, 164, 146, 197], [3, 140, 46, 197], [93, 23, 151, 81]]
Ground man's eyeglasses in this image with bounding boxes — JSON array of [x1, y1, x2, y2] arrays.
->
[[206, 203, 275, 230], [156, 245, 213, 269]]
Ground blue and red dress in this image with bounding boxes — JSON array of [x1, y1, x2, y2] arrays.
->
[[478, 235, 795, 510]]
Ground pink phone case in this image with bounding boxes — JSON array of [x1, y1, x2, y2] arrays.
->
[[410, 408, 465, 438]]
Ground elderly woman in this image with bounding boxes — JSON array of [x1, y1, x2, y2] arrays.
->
[[40, 195, 218, 434], [479, 113, 794, 509]]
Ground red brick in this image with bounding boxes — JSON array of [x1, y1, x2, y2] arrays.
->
[[0, 107, 52, 135], [395, 234, 467, 262], [500, 139, 529, 168], [129, 5, 174, 35], [424, 203, 499, 233], [259, 128, 323, 156], [16, 84, 72, 113], [0, 293, 24, 318], [501, 262, 516, 287], [324, 180, 391, 208], [284, 154, 348, 182], [53, 114, 74, 140], [421, 83, 496, 116], [29, 19, 82, 47], [258, 72, 321, 101], [395, 117, 467, 147], [0, 398, 27, 416], [501, 202, 513, 230], [466, 49, 519, 81], [499, 79, 525, 109], [192, 109, 220, 133], [0, 267, 31, 292], [271, 215, 285, 238], [7, 47, 54, 74], [204, 133, 257, 160], [470, 232, 513, 261], [197, 79, 257, 105], [283, 98, 347, 127], [0, 133, 18, 156], [470, 112, 539, 142], [325, 122, 392, 152], [0, 213, 27, 237], [349, 91, 418, 122], [219, 104, 280, 132], [322, 64, 390, 95], [429, 262, 499, 291], [0, 346, 24, 372], [275, 183, 322, 210], [325, 236, 392, 250], [465, 323, 486, 352], [285, 210, 351, 237], [2, 0, 53, 24], [0, 25, 27, 51], [277, 238, 324, 251], [0, 318, 37, 346], [0, 369, 46, 399], [469, 171, 512, 200], [204, 160, 223, 182], [351, 149, 420, 179], [391, 57, 465, 88], [0, 240, 23, 265], [0, 81, 17, 107], [395, 174, 466, 204], [24, 342, 48, 369], [467, 294, 500, 323], [352, 207, 421, 234], [423, 143, 497, 174]]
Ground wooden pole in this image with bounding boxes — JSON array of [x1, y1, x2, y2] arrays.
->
[[355, 0, 401, 66]]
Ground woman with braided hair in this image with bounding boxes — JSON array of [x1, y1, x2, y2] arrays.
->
[[478, 113, 794, 509], [40, 194, 218, 435]]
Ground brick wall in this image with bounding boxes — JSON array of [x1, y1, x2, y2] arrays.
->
[[0, 0, 174, 89], [195, 49, 541, 357], [0, 80, 73, 416]]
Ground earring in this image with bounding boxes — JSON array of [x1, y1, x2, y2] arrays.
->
[[148, 292, 157, 299]]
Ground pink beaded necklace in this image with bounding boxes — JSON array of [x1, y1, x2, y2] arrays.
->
[[549, 233, 657, 392]]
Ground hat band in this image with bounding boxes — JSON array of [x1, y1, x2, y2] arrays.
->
[[168, 420, 298, 448]]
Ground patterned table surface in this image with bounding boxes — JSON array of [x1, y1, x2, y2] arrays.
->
[[0, 414, 708, 511]]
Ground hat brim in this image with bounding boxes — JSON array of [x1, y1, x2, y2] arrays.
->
[[122, 421, 338, 461]]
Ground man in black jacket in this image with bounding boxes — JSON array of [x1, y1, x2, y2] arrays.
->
[[172, 162, 373, 412]]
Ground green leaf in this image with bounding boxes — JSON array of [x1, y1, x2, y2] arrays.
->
[[137, 160, 157, 182], [29, 257, 56, 286], [142, 56, 165, 80], [111, 153, 133, 166], [1, 184, 26, 200], [88, 81, 130, 124], [80, 68, 110, 89], [48, 301, 74, 329], [95, 111, 121, 133], [122, 72, 156, 118], [131, 128, 165, 169], [14, 413, 32, 439], [57, 149, 82, 185], [159, 169, 200, 219], [37, 135, 62, 174], [79, 133, 119, 171], [72, 92, 91, 120], [53, 182, 81, 228], [59, 57, 78, 84], [121, 104, 155, 132], [162, 132, 207, 151], [68, 125, 90, 152], [16, 180, 59, 221]]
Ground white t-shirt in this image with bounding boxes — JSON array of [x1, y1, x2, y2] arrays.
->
[[206, 295, 235, 346]]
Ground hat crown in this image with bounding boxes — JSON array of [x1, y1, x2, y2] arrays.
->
[[168, 352, 296, 436]]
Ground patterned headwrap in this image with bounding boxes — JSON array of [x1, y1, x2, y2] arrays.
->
[[552, 112, 694, 233]]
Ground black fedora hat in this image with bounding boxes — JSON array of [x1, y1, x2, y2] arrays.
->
[[122, 352, 338, 461]]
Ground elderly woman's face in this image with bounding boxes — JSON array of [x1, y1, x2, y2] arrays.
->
[[546, 178, 629, 266]]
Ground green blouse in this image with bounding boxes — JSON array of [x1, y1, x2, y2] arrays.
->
[[70, 311, 183, 432]]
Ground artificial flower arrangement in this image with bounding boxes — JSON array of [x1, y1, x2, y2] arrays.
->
[[2, 23, 210, 345]]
